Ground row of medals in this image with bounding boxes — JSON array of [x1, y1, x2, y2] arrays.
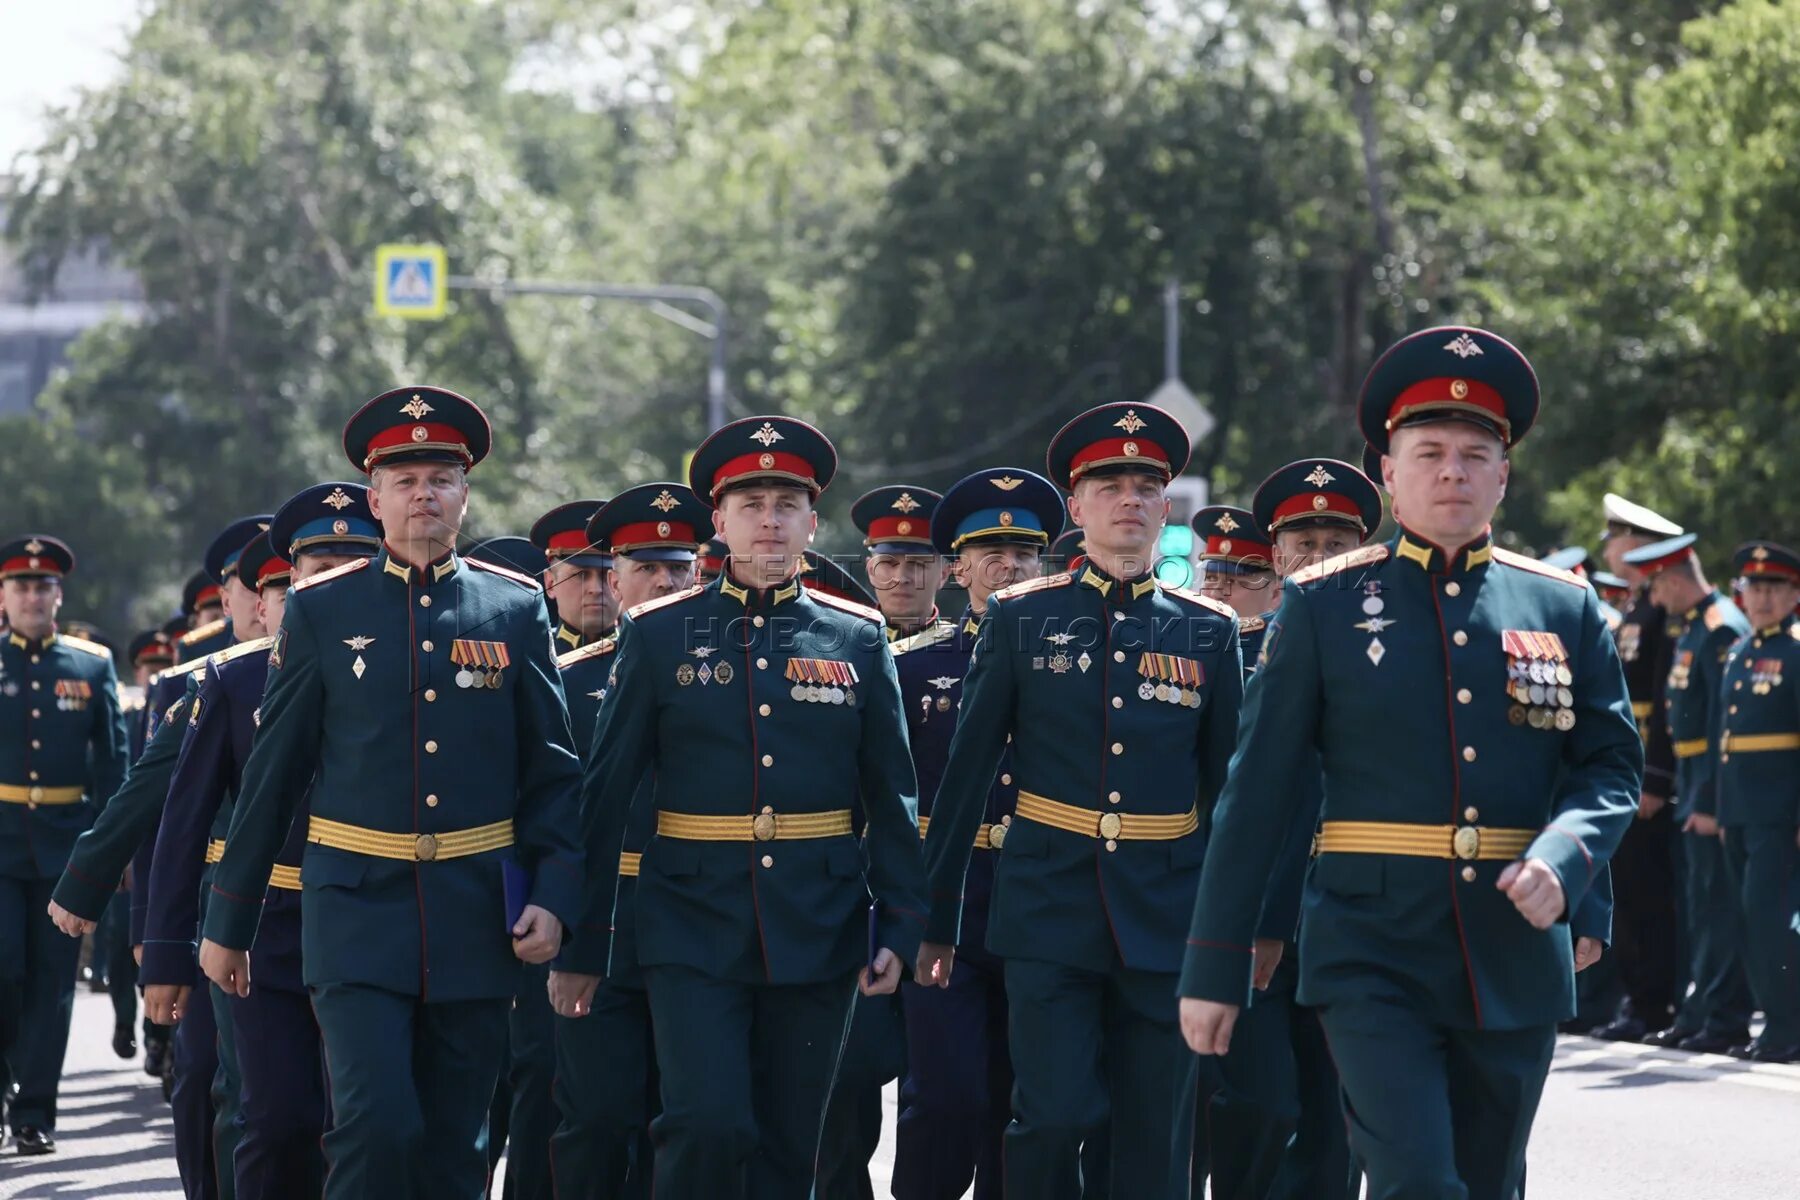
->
[[1137, 679, 1203, 707], [795, 683, 854, 705], [1508, 656, 1576, 730], [455, 667, 505, 689]]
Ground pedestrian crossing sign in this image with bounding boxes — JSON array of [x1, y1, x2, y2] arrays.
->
[[373, 244, 448, 319]]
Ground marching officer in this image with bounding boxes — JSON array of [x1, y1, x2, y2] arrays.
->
[[551, 414, 927, 1200], [890, 466, 1063, 1200], [551, 482, 703, 1198], [0, 535, 128, 1155], [148, 484, 383, 1196], [817, 490, 936, 1200], [111, 629, 177, 1064], [918, 403, 1244, 1200], [533, 500, 616, 653], [1716, 541, 1800, 1063], [198, 386, 585, 1199], [852, 485, 950, 640], [484, 500, 613, 1200], [695, 536, 728, 585], [1622, 532, 1756, 1053], [1192, 504, 1277, 645], [1593, 495, 1687, 1043], [1180, 326, 1641, 1200]]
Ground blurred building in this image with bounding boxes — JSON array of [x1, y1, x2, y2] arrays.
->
[[0, 181, 143, 415]]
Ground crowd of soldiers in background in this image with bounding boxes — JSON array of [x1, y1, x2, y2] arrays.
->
[[0, 322, 1794, 1200]]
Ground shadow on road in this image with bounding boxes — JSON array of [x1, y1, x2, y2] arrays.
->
[[1, 1065, 181, 1198]]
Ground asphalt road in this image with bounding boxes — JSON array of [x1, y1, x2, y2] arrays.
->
[[6, 992, 1798, 1198]]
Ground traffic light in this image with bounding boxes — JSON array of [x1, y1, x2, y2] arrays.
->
[[1156, 523, 1194, 587]]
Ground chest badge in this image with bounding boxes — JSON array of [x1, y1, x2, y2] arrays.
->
[[449, 639, 511, 689], [343, 635, 374, 680]]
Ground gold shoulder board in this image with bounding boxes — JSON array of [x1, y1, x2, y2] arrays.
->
[[557, 635, 619, 670], [1492, 547, 1585, 588], [1290, 544, 1389, 586], [809, 589, 884, 624], [294, 558, 372, 592], [992, 572, 1075, 603]]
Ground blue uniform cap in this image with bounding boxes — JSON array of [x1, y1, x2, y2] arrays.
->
[[929, 468, 1065, 556], [270, 483, 381, 561], [203, 514, 274, 585], [1620, 532, 1699, 575], [1541, 547, 1589, 574]]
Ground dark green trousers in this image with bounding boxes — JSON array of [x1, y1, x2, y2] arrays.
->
[[311, 981, 510, 1199], [1320, 995, 1553, 1200], [1002, 957, 1193, 1200], [1197, 952, 1299, 1200], [644, 964, 856, 1200], [814, 991, 905, 1200], [550, 980, 657, 1199], [1676, 829, 1754, 1039], [1723, 824, 1800, 1045], [210, 980, 242, 1200], [504, 963, 557, 1200]]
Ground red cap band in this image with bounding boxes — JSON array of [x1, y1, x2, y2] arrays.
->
[[865, 516, 933, 545], [1386, 377, 1509, 437], [191, 584, 222, 610], [610, 520, 698, 551], [546, 530, 593, 555], [1069, 438, 1170, 483], [363, 421, 474, 469], [1201, 535, 1273, 565], [1742, 559, 1800, 583], [257, 557, 294, 588], [0, 555, 63, 578], [1635, 546, 1695, 576], [711, 451, 820, 496], [1270, 491, 1366, 531]]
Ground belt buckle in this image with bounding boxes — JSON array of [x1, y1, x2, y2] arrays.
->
[[1098, 812, 1123, 841], [1452, 825, 1481, 861], [752, 812, 778, 842], [415, 833, 439, 862], [28, 786, 44, 806]]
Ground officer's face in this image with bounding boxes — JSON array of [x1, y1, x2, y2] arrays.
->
[[1199, 569, 1279, 618], [1068, 473, 1169, 562], [257, 585, 290, 634], [1384, 424, 1508, 545], [866, 553, 949, 625], [0, 577, 61, 638], [713, 487, 818, 581], [954, 544, 1042, 609], [609, 556, 696, 613], [1602, 531, 1653, 581], [546, 563, 614, 636], [1739, 577, 1800, 630], [1273, 526, 1359, 577], [368, 463, 469, 550], [221, 574, 264, 639]]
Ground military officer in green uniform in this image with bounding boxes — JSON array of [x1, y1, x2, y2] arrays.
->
[[918, 402, 1243, 1200], [197, 386, 585, 1200], [551, 482, 703, 1198], [552, 414, 927, 1200], [0, 535, 129, 1154], [1596, 494, 1686, 1043], [1193, 504, 1277, 640], [1621, 532, 1755, 1054], [533, 499, 616, 654], [816, 486, 942, 1200], [1180, 326, 1641, 1200], [1717, 540, 1800, 1063]]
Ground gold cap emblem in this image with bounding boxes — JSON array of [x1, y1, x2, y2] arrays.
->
[[1219, 539, 1233, 554], [333, 520, 349, 535], [758, 453, 776, 469], [410, 425, 429, 443], [1122, 441, 1140, 457], [22, 539, 44, 554], [1303, 464, 1336, 488], [992, 475, 1024, 491], [656, 521, 672, 538], [1443, 333, 1484, 359], [750, 422, 784, 447], [892, 492, 921, 513], [1214, 513, 1240, 532], [400, 394, 434, 420], [896, 520, 913, 536], [999, 511, 1014, 527], [650, 489, 680, 513], [323, 487, 354, 510], [1450, 379, 1470, 400], [1113, 410, 1148, 434], [1312, 495, 1329, 511]]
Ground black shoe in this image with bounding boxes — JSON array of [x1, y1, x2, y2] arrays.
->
[[112, 1023, 137, 1060], [12, 1125, 55, 1155], [161, 1071, 175, 1103], [1590, 1016, 1649, 1042], [1557, 1018, 1591, 1034], [86, 977, 110, 995], [1642, 1025, 1696, 1047], [1676, 1030, 1745, 1055], [1743, 1038, 1800, 1064], [143, 1038, 168, 1079]]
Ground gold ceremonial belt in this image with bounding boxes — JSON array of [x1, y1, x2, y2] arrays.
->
[[1631, 701, 1655, 719], [307, 816, 514, 863], [1672, 738, 1710, 759], [205, 839, 226, 864], [1014, 790, 1198, 842], [1315, 820, 1537, 862], [915, 814, 1007, 851], [0, 783, 83, 806], [619, 852, 643, 878], [657, 809, 854, 843], [268, 865, 303, 891], [1721, 732, 1800, 754]]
